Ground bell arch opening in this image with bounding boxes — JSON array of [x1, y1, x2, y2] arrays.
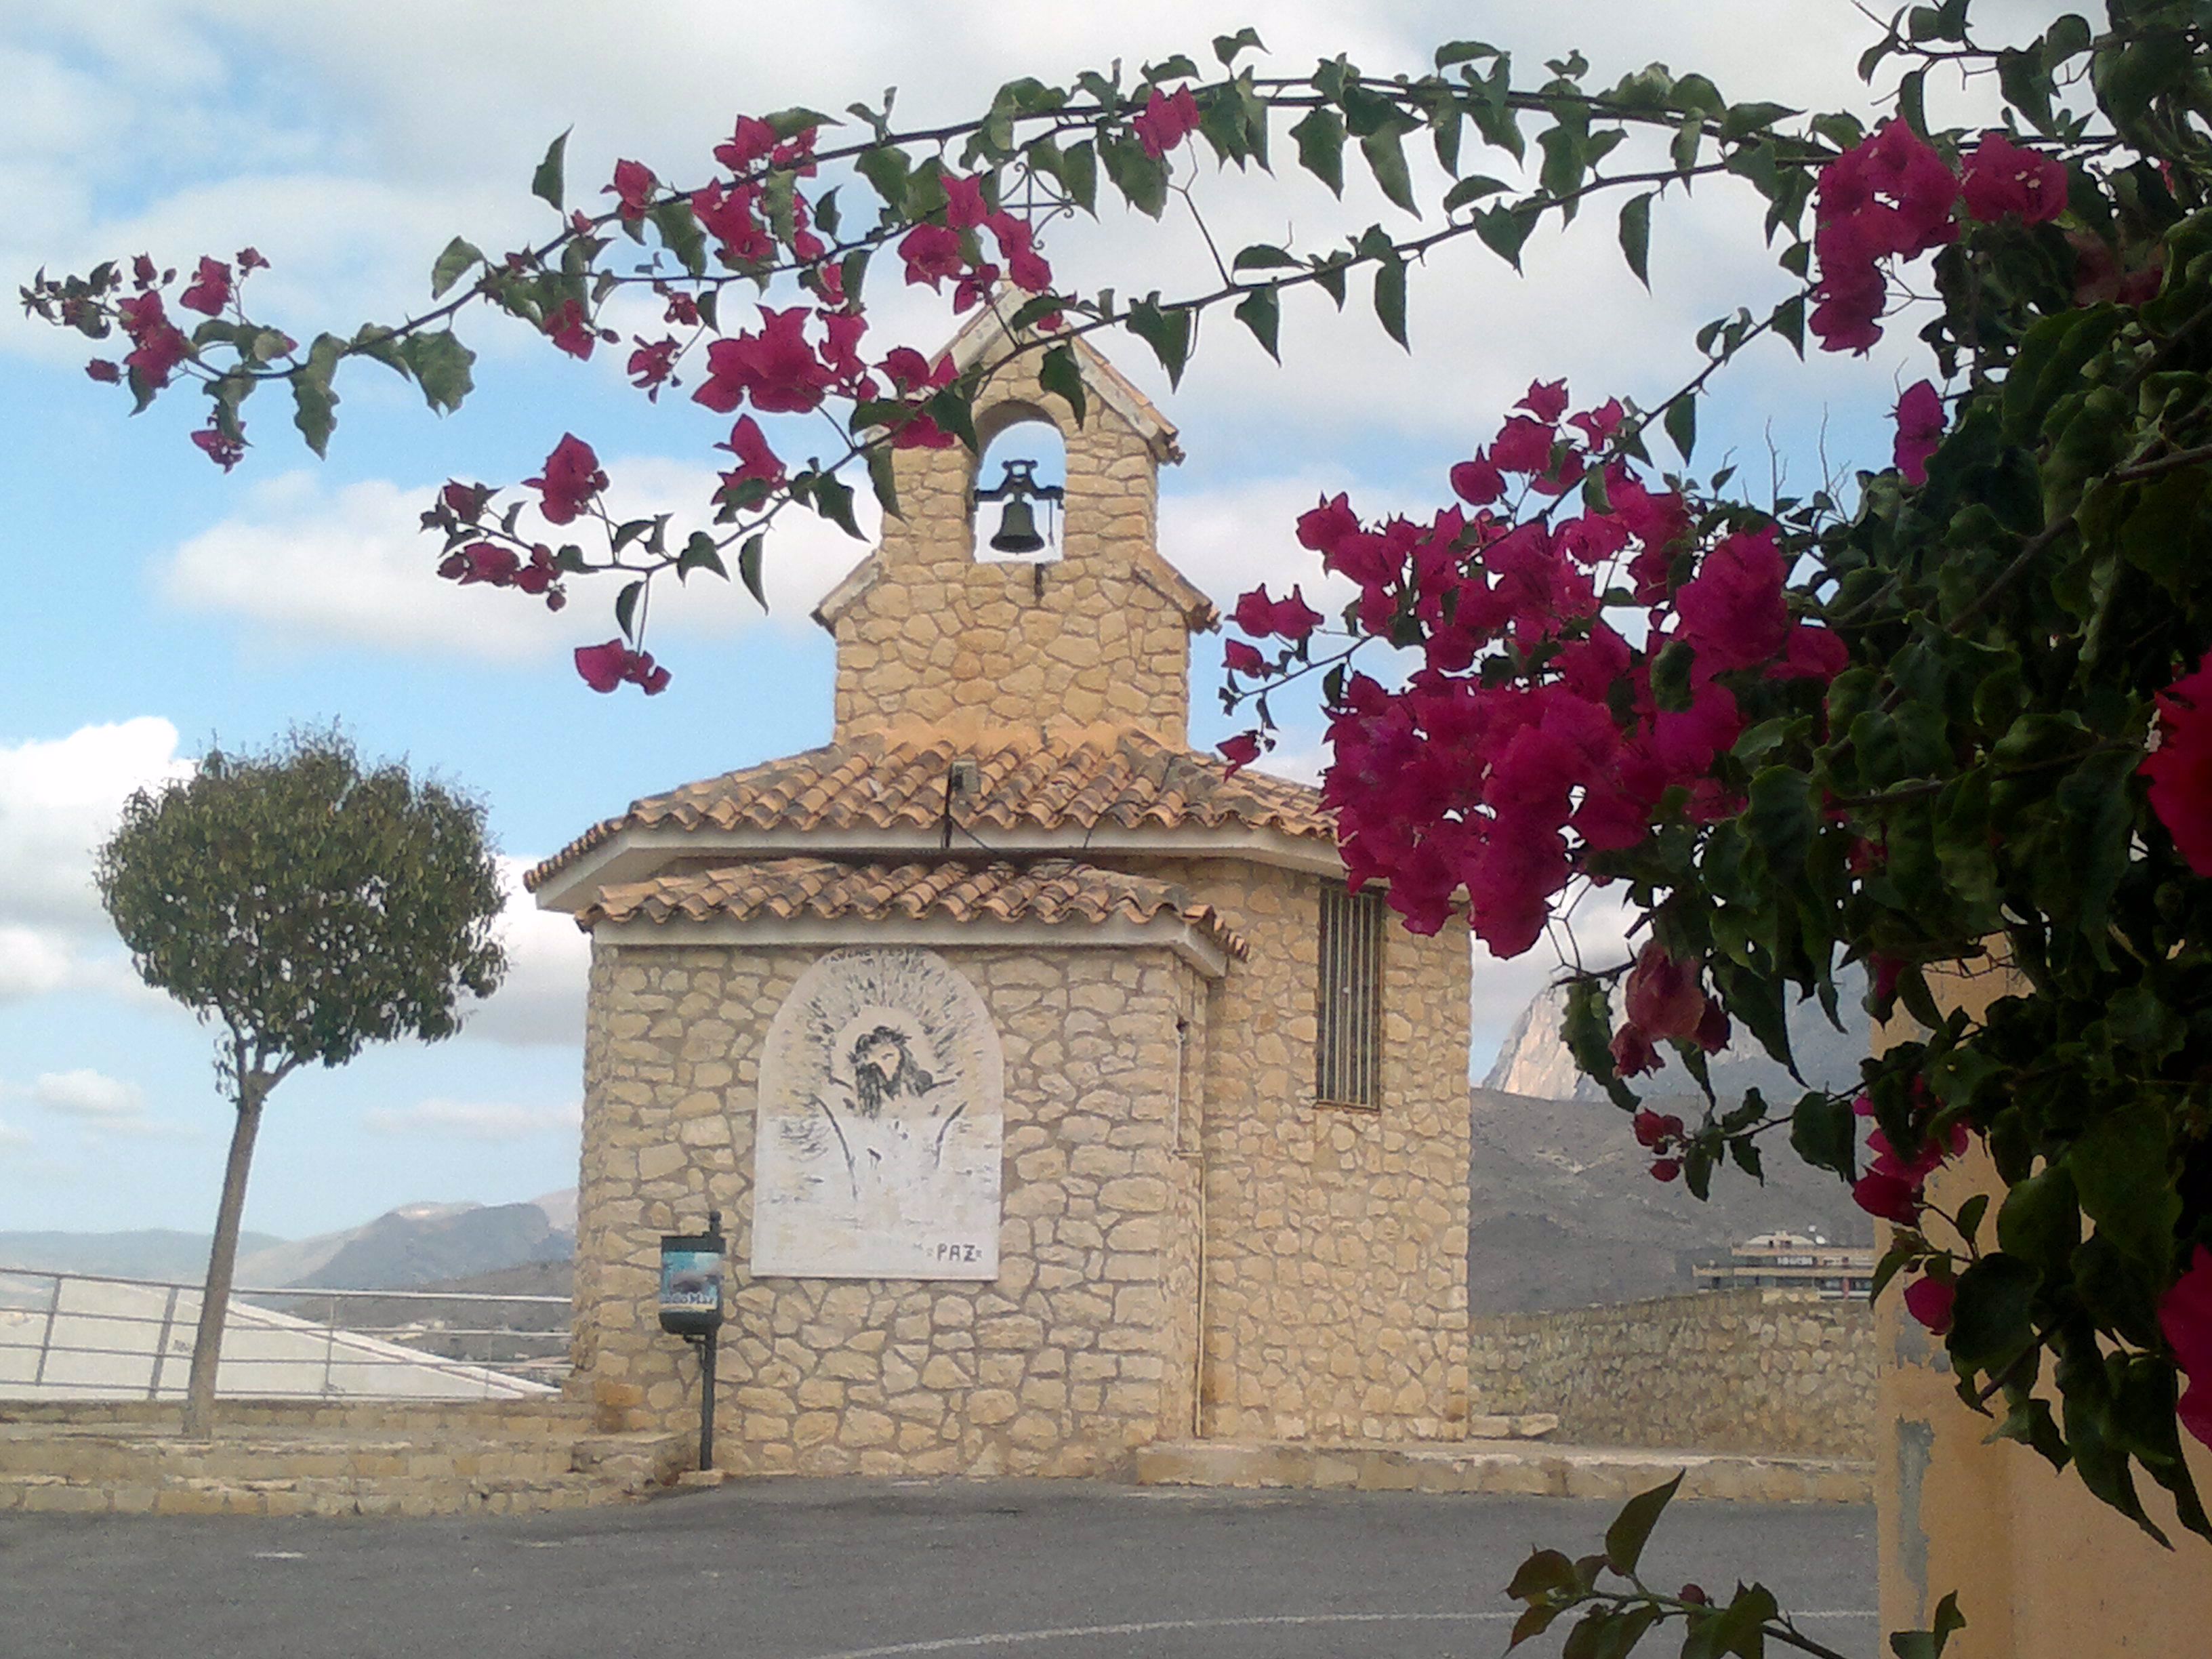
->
[[970, 407, 1067, 564]]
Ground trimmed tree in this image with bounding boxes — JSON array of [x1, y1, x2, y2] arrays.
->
[[94, 729, 506, 1435]]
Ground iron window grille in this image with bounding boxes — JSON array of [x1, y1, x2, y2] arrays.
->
[[1315, 884, 1387, 1108]]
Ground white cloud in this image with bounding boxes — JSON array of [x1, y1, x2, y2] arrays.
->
[[362, 1097, 581, 1142], [0, 1119, 32, 1155], [0, 720, 193, 1006], [159, 457, 874, 661], [451, 857, 589, 1048], [31, 1068, 144, 1119]]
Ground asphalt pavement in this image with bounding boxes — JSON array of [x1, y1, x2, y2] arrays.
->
[[0, 1479, 1877, 1659]]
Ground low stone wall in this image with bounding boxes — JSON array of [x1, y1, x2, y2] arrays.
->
[[1467, 1290, 1875, 1459]]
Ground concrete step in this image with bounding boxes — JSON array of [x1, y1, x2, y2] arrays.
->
[[0, 1399, 592, 1437], [1134, 1439, 1872, 1504], [0, 1418, 691, 1517]]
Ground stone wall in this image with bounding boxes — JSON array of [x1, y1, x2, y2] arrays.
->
[[823, 347, 1200, 745], [1143, 858, 1473, 1443], [1467, 1289, 1875, 1458], [575, 940, 1206, 1477]]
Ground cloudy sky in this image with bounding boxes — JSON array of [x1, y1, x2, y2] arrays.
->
[[0, 2, 2016, 1242]]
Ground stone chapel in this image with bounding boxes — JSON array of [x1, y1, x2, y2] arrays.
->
[[527, 316, 1473, 1476]]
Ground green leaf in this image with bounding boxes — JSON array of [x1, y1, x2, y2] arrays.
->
[[1504, 1547, 1578, 1600], [1060, 140, 1099, 213], [1663, 394, 1696, 462], [813, 474, 863, 539], [1233, 243, 1300, 272], [1747, 765, 1813, 877], [1618, 193, 1652, 289], [397, 331, 475, 415], [737, 534, 766, 609], [1603, 1473, 1682, 1576], [1789, 1090, 1856, 1178], [1474, 203, 1538, 269], [1996, 1166, 2078, 1274], [1507, 1601, 1561, 1649], [1359, 121, 1418, 214], [1290, 106, 1346, 196], [1372, 259, 1408, 349], [856, 143, 912, 207], [613, 579, 643, 640], [865, 443, 901, 520], [649, 199, 708, 279], [1442, 174, 1511, 211], [1038, 341, 1088, 425], [676, 531, 726, 582], [289, 346, 341, 458], [1212, 27, 1265, 66], [1101, 135, 1169, 218], [430, 237, 484, 300], [1126, 296, 1195, 387], [1889, 1591, 1967, 1658], [2070, 1105, 2179, 1269], [1234, 285, 1282, 362], [1947, 1254, 2040, 1374], [531, 128, 571, 213]]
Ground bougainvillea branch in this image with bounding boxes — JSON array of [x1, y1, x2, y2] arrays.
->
[[26, 4, 2212, 1636]]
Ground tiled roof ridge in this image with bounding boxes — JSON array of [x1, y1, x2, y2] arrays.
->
[[577, 855, 1250, 959], [524, 726, 1330, 893]]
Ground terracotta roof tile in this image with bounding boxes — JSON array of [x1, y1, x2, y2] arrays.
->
[[526, 727, 1329, 893], [578, 857, 1248, 959]]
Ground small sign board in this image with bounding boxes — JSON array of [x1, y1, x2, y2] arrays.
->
[[658, 1229, 725, 1337]]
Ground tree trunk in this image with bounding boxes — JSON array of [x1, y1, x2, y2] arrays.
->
[[182, 1075, 265, 1438]]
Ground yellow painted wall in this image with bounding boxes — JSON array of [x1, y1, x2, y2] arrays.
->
[[1876, 961, 2212, 1652]]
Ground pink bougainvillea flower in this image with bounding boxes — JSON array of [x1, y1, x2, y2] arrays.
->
[[605, 159, 656, 222], [1217, 731, 1263, 775], [2159, 1246, 2212, 1450], [941, 173, 989, 230], [1517, 379, 1570, 423], [178, 255, 232, 317], [1450, 455, 1507, 506], [713, 116, 779, 172], [1611, 1023, 1660, 1077], [692, 180, 773, 266], [1960, 131, 2067, 226], [1675, 527, 1788, 672], [85, 359, 121, 384], [236, 246, 270, 273], [1853, 1168, 1923, 1227], [1132, 85, 1202, 159], [1223, 639, 1267, 676], [715, 414, 785, 489], [898, 222, 967, 291], [1488, 416, 1556, 475], [691, 307, 836, 415], [1650, 1158, 1682, 1183], [525, 434, 607, 525], [985, 211, 1054, 293], [1893, 380, 1946, 485], [1904, 1273, 1956, 1334], [116, 291, 190, 388], [544, 298, 596, 361], [1232, 585, 1324, 642], [626, 336, 680, 398], [574, 640, 628, 693], [2143, 653, 2212, 876], [190, 424, 245, 471], [1625, 942, 1707, 1040], [1693, 999, 1732, 1054]]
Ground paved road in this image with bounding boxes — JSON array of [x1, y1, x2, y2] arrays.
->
[[1, 1481, 1877, 1659]]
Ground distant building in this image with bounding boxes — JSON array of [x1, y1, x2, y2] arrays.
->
[[1694, 1231, 1873, 1298]]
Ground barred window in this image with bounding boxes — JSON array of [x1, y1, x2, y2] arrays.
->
[[1315, 884, 1387, 1107]]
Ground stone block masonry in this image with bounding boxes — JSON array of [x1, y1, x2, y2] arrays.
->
[[577, 943, 1206, 1477], [1467, 1288, 1875, 1459]]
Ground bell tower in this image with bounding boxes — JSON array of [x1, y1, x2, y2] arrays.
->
[[811, 314, 1216, 747]]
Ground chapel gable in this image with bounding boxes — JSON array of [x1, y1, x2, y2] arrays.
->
[[812, 317, 1215, 745]]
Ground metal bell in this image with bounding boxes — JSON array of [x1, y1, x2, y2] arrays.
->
[[988, 497, 1045, 554]]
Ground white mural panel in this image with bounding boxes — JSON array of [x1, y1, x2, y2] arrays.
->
[[752, 948, 1003, 1280]]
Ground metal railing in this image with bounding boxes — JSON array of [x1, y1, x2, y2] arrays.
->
[[0, 1266, 570, 1401]]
